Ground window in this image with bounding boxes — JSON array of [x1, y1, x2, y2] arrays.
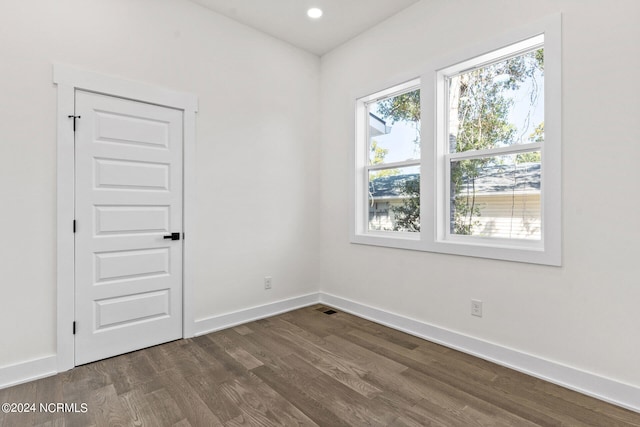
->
[[354, 79, 422, 242], [440, 36, 545, 242], [353, 16, 561, 265]]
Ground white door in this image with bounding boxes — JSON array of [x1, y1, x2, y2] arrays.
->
[[74, 90, 183, 365]]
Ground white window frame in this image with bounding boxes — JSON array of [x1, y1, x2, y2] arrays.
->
[[352, 14, 561, 265], [437, 35, 547, 251], [352, 78, 424, 251]]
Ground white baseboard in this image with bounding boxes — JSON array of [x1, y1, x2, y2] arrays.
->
[[0, 355, 57, 390], [193, 293, 320, 336], [320, 292, 640, 414]]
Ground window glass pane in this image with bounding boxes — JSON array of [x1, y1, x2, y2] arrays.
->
[[450, 153, 540, 240], [368, 165, 420, 232], [448, 48, 544, 153], [368, 89, 420, 164]]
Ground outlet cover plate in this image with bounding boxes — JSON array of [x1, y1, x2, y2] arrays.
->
[[471, 300, 483, 317]]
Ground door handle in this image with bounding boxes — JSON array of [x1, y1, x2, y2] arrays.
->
[[163, 232, 181, 240]]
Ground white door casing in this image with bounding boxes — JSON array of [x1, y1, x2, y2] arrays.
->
[[53, 64, 197, 372]]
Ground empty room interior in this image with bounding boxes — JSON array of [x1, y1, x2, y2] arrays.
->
[[1, 0, 639, 425]]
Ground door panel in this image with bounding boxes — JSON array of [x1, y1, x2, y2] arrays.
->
[[95, 289, 171, 330], [94, 205, 170, 235], [75, 90, 183, 365], [94, 158, 170, 190], [93, 110, 170, 149], [94, 248, 170, 283]]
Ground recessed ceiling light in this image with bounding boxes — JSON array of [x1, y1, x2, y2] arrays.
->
[[307, 8, 323, 19]]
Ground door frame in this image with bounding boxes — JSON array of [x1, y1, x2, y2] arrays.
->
[[53, 64, 198, 372]]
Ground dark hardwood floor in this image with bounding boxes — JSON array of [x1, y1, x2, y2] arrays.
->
[[1, 305, 639, 426]]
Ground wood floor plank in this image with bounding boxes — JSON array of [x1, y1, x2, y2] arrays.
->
[[335, 310, 427, 351], [412, 344, 510, 383], [118, 388, 155, 426], [209, 330, 265, 370], [261, 352, 393, 425], [87, 384, 133, 427], [261, 353, 325, 388], [33, 418, 66, 427], [400, 343, 565, 426], [336, 319, 569, 425], [235, 319, 299, 360], [414, 358, 572, 426], [278, 308, 346, 338], [184, 340, 238, 384], [402, 368, 541, 427], [251, 364, 349, 427], [232, 325, 254, 336], [1, 305, 638, 426], [324, 332, 409, 374], [219, 374, 317, 426], [491, 373, 637, 427], [144, 339, 196, 376], [375, 394, 459, 427], [192, 336, 252, 381], [322, 335, 439, 408], [156, 369, 224, 427], [141, 388, 187, 426], [203, 328, 291, 385], [106, 352, 158, 395], [185, 375, 243, 423], [271, 351, 404, 425], [309, 369, 400, 425], [269, 319, 384, 398], [347, 327, 438, 364]]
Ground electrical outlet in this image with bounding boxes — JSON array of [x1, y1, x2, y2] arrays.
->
[[471, 299, 483, 317], [264, 276, 272, 290]]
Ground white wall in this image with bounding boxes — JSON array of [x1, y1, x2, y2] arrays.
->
[[319, 0, 640, 390], [0, 0, 320, 368]]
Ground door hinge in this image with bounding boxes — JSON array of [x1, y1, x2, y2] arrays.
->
[[72, 321, 76, 335], [73, 220, 76, 233], [67, 115, 81, 132]]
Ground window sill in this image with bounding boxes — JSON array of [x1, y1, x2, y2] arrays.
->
[[351, 232, 560, 266], [351, 232, 422, 252]]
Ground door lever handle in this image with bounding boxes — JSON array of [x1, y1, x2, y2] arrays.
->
[[163, 232, 180, 240]]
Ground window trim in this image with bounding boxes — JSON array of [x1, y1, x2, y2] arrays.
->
[[352, 14, 561, 265], [426, 14, 561, 265]]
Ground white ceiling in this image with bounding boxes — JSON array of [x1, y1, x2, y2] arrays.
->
[[189, 0, 420, 56]]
